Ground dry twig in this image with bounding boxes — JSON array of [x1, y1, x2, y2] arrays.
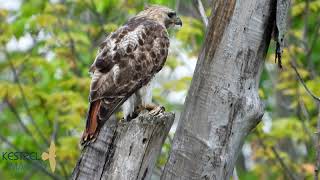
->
[[193, 0, 208, 27]]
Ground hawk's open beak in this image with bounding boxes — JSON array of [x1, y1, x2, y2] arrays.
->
[[175, 17, 182, 26]]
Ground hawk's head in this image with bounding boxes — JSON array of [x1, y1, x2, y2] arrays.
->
[[137, 5, 182, 29]]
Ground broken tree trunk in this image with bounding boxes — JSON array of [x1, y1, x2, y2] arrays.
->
[[162, 0, 276, 179], [72, 112, 174, 180]]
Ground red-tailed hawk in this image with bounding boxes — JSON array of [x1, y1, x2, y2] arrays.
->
[[81, 5, 182, 145]]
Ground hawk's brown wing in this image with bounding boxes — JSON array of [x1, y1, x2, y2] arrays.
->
[[81, 18, 170, 145]]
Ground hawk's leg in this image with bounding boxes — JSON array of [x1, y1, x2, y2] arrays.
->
[[123, 94, 139, 121], [122, 81, 164, 120], [137, 82, 164, 115]]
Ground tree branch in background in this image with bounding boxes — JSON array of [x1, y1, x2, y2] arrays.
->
[[271, 146, 298, 180], [88, 0, 105, 27], [67, 35, 82, 76], [6, 57, 49, 146], [306, 15, 320, 76], [256, 132, 298, 180], [193, 0, 208, 27], [302, 0, 309, 50], [4, 98, 44, 150], [56, 17, 82, 76], [289, 61, 320, 103], [298, 99, 316, 145], [175, 0, 180, 13], [296, 81, 316, 160], [24, 169, 36, 180], [51, 118, 59, 143]]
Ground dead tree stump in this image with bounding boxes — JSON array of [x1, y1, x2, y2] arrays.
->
[[72, 112, 174, 180]]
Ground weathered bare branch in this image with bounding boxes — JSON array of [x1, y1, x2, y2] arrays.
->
[[162, 0, 276, 179], [193, 0, 209, 27]]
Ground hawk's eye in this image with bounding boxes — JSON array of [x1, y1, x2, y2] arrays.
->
[[167, 12, 176, 18]]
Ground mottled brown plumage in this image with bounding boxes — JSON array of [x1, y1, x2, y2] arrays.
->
[[81, 5, 182, 145]]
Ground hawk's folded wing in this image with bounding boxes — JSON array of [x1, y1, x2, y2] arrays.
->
[[81, 18, 170, 144]]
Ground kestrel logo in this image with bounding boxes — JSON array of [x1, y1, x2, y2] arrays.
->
[[41, 141, 56, 173]]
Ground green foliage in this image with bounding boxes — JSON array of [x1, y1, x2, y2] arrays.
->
[[176, 16, 204, 54], [1, 0, 320, 179], [244, 0, 320, 179], [0, 0, 201, 179]]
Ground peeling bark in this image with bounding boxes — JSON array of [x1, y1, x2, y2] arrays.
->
[[72, 112, 174, 180], [161, 0, 276, 179]]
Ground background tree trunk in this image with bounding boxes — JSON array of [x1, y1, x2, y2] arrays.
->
[[72, 112, 174, 180], [161, 0, 276, 179]]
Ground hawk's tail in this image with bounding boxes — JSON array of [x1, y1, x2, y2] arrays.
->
[[81, 100, 102, 145]]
